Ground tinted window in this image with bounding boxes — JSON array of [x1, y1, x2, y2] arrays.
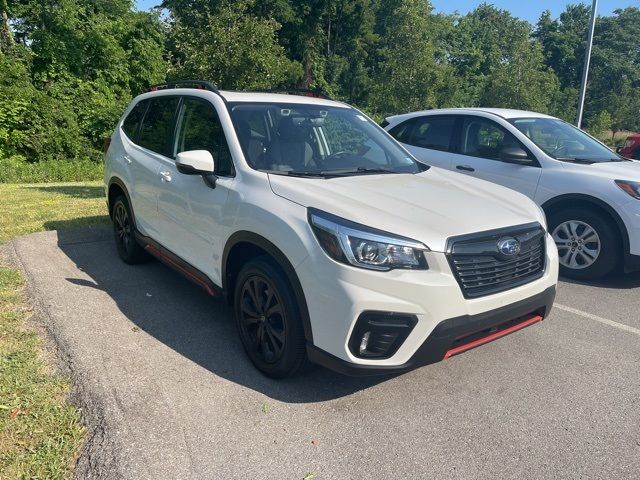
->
[[460, 117, 528, 161], [138, 97, 180, 156], [388, 119, 415, 143], [175, 98, 233, 176], [408, 116, 455, 151], [121, 100, 148, 141]]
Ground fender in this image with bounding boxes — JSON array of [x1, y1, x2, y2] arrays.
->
[[541, 193, 630, 255], [107, 177, 135, 226], [222, 231, 313, 343]]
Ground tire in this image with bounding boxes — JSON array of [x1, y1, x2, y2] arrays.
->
[[234, 256, 307, 378], [548, 207, 621, 280], [112, 195, 148, 264]]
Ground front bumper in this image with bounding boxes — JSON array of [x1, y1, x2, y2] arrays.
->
[[308, 285, 556, 376], [295, 232, 558, 373]]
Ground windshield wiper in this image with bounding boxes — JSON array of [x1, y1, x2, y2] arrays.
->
[[317, 167, 402, 176], [555, 157, 597, 164], [265, 170, 330, 178]]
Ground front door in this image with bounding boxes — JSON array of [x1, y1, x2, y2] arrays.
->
[[450, 116, 542, 199], [156, 96, 235, 284]]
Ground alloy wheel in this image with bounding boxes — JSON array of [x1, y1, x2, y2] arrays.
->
[[552, 220, 601, 270], [114, 202, 133, 254], [239, 275, 286, 364]]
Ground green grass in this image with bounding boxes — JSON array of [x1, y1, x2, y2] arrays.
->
[[0, 182, 109, 244], [0, 157, 103, 184], [0, 182, 109, 478]]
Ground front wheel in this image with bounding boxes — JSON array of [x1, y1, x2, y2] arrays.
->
[[234, 256, 306, 378], [548, 207, 621, 280]]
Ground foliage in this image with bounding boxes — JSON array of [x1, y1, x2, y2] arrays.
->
[[166, 0, 300, 90], [1, 0, 640, 182]]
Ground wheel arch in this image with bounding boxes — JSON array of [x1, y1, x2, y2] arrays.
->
[[107, 177, 135, 226], [541, 193, 629, 254], [222, 231, 313, 343]]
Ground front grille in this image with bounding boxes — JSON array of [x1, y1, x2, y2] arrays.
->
[[446, 223, 546, 299]]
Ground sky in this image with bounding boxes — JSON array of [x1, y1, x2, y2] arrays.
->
[[136, 1, 637, 23]]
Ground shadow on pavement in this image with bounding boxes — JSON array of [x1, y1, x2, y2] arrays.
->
[[560, 270, 640, 289], [55, 227, 392, 403]]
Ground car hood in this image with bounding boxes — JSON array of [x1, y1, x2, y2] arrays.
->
[[268, 168, 545, 252], [581, 160, 640, 180]]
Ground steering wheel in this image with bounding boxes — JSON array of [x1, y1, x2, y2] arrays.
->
[[551, 144, 569, 156]]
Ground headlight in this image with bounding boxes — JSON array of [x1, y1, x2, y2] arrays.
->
[[308, 208, 429, 271], [615, 180, 640, 200]]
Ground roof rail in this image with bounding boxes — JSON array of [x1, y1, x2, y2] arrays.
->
[[261, 88, 332, 100], [148, 80, 219, 93]]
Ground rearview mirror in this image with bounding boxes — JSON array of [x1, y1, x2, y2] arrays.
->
[[176, 150, 215, 175], [500, 147, 533, 165]]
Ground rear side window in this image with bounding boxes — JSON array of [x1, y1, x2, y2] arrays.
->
[[407, 116, 456, 151], [121, 100, 148, 141], [175, 97, 234, 176], [388, 119, 415, 143], [138, 97, 180, 156]]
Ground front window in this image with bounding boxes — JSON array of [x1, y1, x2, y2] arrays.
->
[[229, 103, 424, 176], [509, 117, 624, 163]]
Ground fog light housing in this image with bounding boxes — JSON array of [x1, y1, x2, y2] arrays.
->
[[349, 312, 418, 359]]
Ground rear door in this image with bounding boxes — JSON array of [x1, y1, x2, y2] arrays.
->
[[388, 115, 458, 168], [120, 97, 179, 237], [449, 115, 542, 198], [155, 96, 235, 281]]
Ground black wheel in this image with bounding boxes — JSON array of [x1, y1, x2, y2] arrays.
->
[[234, 256, 306, 378], [112, 196, 147, 264], [548, 207, 621, 280]]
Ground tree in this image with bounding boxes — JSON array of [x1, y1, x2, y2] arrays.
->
[[166, 0, 300, 90], [452, 4, 560, 112]]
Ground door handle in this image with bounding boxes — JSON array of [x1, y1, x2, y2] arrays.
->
[[456, 165, 475, 172], [159, 171, 172, 183], [124, 155, 132, 165]]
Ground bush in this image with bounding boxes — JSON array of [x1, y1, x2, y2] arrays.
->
[[0, 155, 103, 183]]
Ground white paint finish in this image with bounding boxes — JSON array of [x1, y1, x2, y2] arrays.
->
[[105, 90, 559, 369], [385, 108, 640, 258]]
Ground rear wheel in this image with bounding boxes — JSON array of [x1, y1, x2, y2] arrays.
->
[[234, 256, 306, 378], [112, 196, 147, 264], [548, 207, 621, 280]]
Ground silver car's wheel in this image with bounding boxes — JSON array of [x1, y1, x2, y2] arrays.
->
[[552, 220, 601, 270]]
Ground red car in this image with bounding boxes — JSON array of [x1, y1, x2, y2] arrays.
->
[[617, 133, 640, 159]]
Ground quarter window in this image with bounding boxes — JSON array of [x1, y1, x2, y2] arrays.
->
[[175, 98, 234, 176], [460, 117, 528, 161], [121, 100, 148, 141], [138, 97, 180, 156]]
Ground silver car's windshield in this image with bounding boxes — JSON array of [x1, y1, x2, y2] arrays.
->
[[509, 117, 624, 163], [229, 102, 424, 176]]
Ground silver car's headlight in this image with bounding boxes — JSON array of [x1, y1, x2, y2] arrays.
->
[[308, 209, 429, 271]]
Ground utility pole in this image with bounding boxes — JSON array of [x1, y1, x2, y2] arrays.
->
[[575, 0, 598, 129]]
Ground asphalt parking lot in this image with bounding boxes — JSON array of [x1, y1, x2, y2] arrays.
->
[[7, 227, 640, 479]]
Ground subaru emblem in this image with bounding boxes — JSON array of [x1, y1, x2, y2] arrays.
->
[[497, 237, 520, 256]]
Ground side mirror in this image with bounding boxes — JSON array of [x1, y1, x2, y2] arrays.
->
[[616, 146, 622, 153], [176, 150, 215, 175], [500, 147, 533, 165]]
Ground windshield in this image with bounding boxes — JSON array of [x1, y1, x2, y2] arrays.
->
[[229, 102, 423, 176], [509, 117, 623, 163]]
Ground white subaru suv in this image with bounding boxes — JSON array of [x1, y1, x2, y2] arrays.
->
[[104, 82, 558, 378], [384, 108, 640, 280]]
